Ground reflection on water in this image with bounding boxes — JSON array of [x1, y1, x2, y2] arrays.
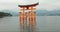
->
[[20, 24, 36, 32], [0, 16, 60, 32], [20, 21, 37, 32]]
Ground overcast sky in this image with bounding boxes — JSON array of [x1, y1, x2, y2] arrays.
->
[[0, 0, 60, 11]]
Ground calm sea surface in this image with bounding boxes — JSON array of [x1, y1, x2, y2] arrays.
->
[[0, 16, 60, 32]]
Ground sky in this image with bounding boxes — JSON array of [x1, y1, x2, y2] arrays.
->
[[0, 0, 60, 12]]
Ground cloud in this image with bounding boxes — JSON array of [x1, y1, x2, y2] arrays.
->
[[0, 0, 60, 11], [0, 0, 17, 3], [38, 0, 60, 10], [17, 0, 39, 5]]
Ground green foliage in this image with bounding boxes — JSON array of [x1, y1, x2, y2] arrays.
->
[[0, 12, 12, 18]]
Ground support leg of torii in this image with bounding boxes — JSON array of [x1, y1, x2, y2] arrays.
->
[[29, 7, 36, 26], [20, 7, 26, 32], [29, 7, 36, 32], [31, 12, 36, 32], [20, 12, 24, 28], [32, 12, 36, 27], [27, 12, 31, 27]]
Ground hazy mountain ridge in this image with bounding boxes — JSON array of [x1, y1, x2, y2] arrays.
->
[[0, 10, 19, 16], [0, 9, 60, 16], [0, 12, 12, 18], [36, 9, 60, 16]]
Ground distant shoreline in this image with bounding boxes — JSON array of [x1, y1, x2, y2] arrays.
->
[[0, 12, 12, 18]]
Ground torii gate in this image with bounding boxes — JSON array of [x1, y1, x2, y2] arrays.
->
[[18, 3, 39, 32]]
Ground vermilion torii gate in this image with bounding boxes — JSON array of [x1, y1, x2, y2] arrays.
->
[[18, 3, 39, 32]]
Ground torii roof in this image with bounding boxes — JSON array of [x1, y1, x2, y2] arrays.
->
[[18, 3, 39, 7], [17, 0, 39, 5]]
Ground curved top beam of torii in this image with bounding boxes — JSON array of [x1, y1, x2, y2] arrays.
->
[[18, 0, 39, 10], [17, 0, 39, 5]]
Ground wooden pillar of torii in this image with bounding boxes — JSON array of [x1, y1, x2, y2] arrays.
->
[[28, 7, 36, 27], [18, 3, 39, 32]]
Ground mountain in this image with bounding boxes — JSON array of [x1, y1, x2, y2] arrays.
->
[[36, 9, 60, 16], [0, 10, 19, 16], [46, 10, 60, 16], [0, 12, 12, 18], [36, 10, 48, 16], [0, 9, 60, 16]]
